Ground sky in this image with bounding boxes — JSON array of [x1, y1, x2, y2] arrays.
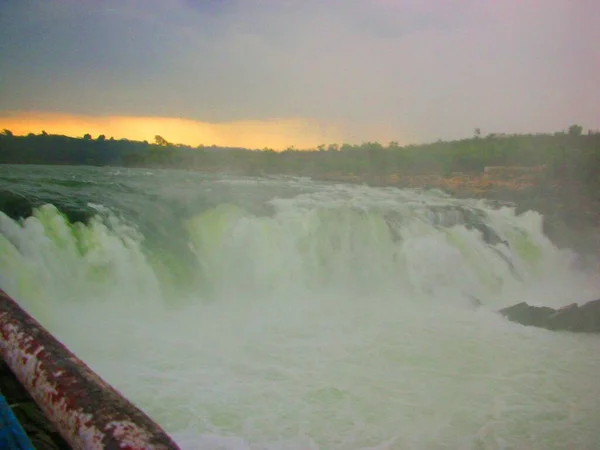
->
[[1, 0, 599, 149]]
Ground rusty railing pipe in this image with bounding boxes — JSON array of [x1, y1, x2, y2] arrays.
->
[[0, 289, 181, 450]]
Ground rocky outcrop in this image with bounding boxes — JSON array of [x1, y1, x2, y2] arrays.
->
[[498, 299, 600, 333]]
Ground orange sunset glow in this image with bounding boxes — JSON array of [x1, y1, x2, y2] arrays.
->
[[0, 113, 350, 150]]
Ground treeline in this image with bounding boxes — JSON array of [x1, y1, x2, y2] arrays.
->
[[1, 126, 599, 184]]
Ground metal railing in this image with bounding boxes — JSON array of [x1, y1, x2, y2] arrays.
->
[[0, 289, 181, 450]]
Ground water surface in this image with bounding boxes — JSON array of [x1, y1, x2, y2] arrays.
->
[[1, 165, 599, 449]]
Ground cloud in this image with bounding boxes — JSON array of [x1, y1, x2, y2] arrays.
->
[[1, 0, 598, 144]]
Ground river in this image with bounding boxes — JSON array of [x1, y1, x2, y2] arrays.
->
[[1, 164, 600, 449]]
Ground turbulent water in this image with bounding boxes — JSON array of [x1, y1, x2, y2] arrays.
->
[[1, 164, 600, 449]]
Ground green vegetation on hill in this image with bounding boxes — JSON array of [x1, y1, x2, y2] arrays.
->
[[1, 126, 599, 188]]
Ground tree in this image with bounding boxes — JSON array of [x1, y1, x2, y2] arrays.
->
[[2, 129, 13, 137], [83, 133, 92, 140], [155, 135, 169, 146], [97, 134, 106, 141], [568, 124, 583, 136], [474, 128, 481, 138]]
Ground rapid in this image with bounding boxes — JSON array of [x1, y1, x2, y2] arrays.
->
[[1, 165, 600, 449]]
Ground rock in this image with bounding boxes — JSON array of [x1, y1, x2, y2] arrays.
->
[[545, 303, 581, 331], [579, 299, 600, 332], [498, 299, 600, 333], [498, 302, 555, 328], [472, 222, 509, 247], [498, 302, 527, 317]]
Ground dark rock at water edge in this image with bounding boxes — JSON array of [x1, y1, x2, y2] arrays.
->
[[498, 299, 600, 333], [0, 361, 71, 449], [482, 186, 600, 257]]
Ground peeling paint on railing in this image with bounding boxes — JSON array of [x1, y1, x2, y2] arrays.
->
[[0, 289, 181, 450]]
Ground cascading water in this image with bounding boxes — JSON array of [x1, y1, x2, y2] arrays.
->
[[1, 165, 599, 449]]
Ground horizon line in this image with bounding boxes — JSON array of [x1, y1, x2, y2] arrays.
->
[[0, 111, 591, 151]]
